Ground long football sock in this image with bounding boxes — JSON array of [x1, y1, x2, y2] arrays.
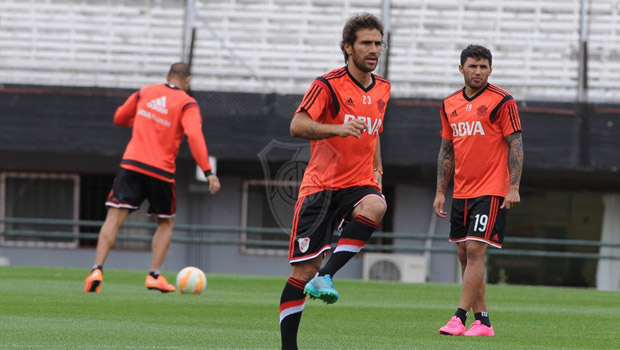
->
[[474, 311, 491, 327], [318, 215, 378, 277], [280, 277, 306, 350]]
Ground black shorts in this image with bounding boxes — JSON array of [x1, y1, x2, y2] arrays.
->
[[105, 168, 176, 217], [449, 195, 506, 248], [288, 186, 384, 264]]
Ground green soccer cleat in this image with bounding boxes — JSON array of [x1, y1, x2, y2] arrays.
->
[[304, 274, 339, 304]]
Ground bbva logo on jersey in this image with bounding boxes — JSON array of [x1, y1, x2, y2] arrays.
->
[[451, 121, 486, 137], [344, 114, 382, 135]]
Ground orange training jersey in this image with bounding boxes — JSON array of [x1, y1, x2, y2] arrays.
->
[[114, 83, 212, 182], [440, 83, 522, 198], [295, 66, 391, 197]]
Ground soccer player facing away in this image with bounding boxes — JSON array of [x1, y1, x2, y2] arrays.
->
[[279, 13, 391, 350], [84, 62, 221, 293], [434, 45, 524, 336]]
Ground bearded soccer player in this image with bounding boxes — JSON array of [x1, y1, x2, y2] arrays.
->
[[278, 13, 391, 350], [84, 62, 221, 293], [433, 45, 524, 336]]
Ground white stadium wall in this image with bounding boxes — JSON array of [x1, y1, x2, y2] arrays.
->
[[2, 0, 620, 101]]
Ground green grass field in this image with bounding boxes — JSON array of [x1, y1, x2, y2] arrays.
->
[[0, 266, 618, 350]]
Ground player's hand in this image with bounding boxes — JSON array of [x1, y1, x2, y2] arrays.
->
[[433, 192, 447, 218], [207, 175, 221, 195], [501, 186, 520, 210], [336, 119, 367, 139]]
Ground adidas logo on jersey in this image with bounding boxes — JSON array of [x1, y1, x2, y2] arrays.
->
[[450, 121, 485, 137], [345, 98, 355, 107], [450, 110, 458, 118], [146, 96, 168, 115]]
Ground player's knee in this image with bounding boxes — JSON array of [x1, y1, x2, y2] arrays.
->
[[291, 261, 320, 282], [465, 246, 486, 262], [457, 245, 467, 262], [358, 197, 387, 222], [156, 216, 174, 227], [458, 252, 468, 266]]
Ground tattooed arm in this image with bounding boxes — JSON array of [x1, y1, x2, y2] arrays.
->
[[433, 138, 455, 218], [290, 111, 367, 140], [502, 131, 524, 209]]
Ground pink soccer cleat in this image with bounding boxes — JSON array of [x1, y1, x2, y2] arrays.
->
[[439, 316, 466, 336], [464, 320, 495, 337]]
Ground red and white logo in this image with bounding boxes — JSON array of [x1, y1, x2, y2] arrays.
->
[[298, 238, 310, 253]]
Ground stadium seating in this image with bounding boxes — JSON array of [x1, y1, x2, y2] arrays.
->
[[1, 0, 618, 101]]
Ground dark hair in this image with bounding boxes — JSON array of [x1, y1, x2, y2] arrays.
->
[[460, 44, 492, 67], [340, 13, 384, 63], [168, 62, 191, 79]]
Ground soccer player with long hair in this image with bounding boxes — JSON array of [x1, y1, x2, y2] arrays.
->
[[279, 13, 391, 350]]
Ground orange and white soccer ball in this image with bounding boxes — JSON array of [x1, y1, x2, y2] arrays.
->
[[176, 266, 207, 294]]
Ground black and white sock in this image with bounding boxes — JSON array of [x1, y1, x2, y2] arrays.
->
[[318, 215, 378, 277], [280, 277, 307, 350]]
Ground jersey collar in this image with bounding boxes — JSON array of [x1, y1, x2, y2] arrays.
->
[[165, 83, 181, 90], [345, 66, 376, 93], [462, 83, 489, 102]]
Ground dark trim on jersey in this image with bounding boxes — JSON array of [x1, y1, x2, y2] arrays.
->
[[324, 67, 347, 80], [182, 102, 199, 112], [441, 102, 449, 125], [446, 89, 462, 100], [136, 90, 141, 101], [374, 75, 391, 85], [315, 77, 340, 116], [508, 103, 522, 131], [120, 159, 174, 180], [300, 84, 318, 106], [489, 95, 514, 123], [326, 71, 347, 81], [487, 84, 509, 97], [301, 84, 323, 112], [462, 83, 489, 102], [345, 66, 376, 92]]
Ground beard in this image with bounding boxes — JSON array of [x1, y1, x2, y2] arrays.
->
[[351, 54, 377, 73]]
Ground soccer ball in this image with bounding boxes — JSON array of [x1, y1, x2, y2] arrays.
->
[[176, 266, 207, 294]]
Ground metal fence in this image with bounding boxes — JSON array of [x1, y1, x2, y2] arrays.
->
[[2, 217, 619, 261]]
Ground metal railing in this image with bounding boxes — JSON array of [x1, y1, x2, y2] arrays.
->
[[1, 217, 619, 260]]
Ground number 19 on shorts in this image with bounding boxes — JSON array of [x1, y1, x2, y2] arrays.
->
[[473, 214, 488, 232]]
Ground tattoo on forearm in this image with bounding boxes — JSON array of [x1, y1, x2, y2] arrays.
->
[[306, 122, 317, 137], [436, 139, 455, 192], [506, 133, 524, 186]]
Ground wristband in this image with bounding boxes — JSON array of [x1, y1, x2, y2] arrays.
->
[[203, 170, 213, 177], [373, 168, 383, 175]]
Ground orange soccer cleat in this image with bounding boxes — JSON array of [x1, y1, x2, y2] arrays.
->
[[145, 275, 176, 293], [84, 269, 103, 293]]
